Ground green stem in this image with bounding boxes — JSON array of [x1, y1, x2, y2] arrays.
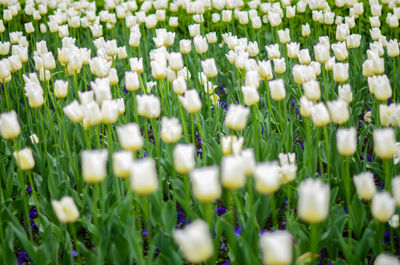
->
[[194, 113, 206, 165], [383, 159, 391, 191], [310, 224, 319, 265], [323, 126, 331, 182]]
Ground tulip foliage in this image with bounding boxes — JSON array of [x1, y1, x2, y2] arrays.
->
[[1, 0, 400, 264]]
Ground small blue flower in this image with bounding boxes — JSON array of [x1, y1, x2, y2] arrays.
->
[[29, 206, 38, 219], [26, 186, 32, 195], [72, 250, 78, 258], [216, 207, 227, 216]]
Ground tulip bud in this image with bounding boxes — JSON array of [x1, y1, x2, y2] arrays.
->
[[130, 158, 158, 195], [63, 100, 83, 123], [300, 96, 314, 118], [172, 76, 187, 95], [311, 102, 330, 127], [278, 28, 291, 44], [372, 192, 396, 223], [81, 149, 108, 184], [125, 71, 140, 92], [265, 44, 280, 60], [273, 58, 286, 74], [392, 176, 400, 206], [179, 90, 202, 113], [112, 150, 133, 178], [221, 155, 247, 189], [302, 80, 321, 101], [201, 58, 218, 78], [161, 117, 182, 143], [54, 79, 68, 99], [287, 42, 299, 59], [14, 147, 35, 171], [387, 39, 399, 58], [173, 220, 213, 263], [0, 110, 21, 140], [180, 39, 192, 54], [298, 178, 330, 223], [374, 128, 396, 159], [336, 127, 356, 157], [130, 57, 144, 73], [225, 104, 250, 130], [101, 100, 119, 124], [174, 144, 195, 174], [136, 94, 161, 119], [168, 52, 184, 71], [338, 84, 353, 103], [333, 62, 349, 83], [52, 196, 80, 223], [302, 23, 311, 37], [258, 60, 273, 81], [117, 123, 143, 152], [327, 99, 349, 125], [374, 254, 400, 265], [269, 79, 286, 101], [241, 85, 259, 106], [259, 231, 293, 265], [353, 172, 376, 201], [89, 57, 112, 77], [254, 162, 282, 195], [193, 35, 208, 54], [298, 49, 311, 65], [369, 75, 392, 101], [190, 166, 221, 202], [331, 42, 348, 61], [389, 214, 400, 228]]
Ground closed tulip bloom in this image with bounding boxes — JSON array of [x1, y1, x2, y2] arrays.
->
[[78, 91, 94, 105], [222, 155, 247, 189], [161, 117, 182, 143], [336, 23, 350, 41], [302, 23, 311, 37], [91, 78, 112, 106], [0, 110, 21, 140], [248, 41, 259, 57], [101, 100, 119, 124], [254, 162, 282, 195], [298, 178, 330, 223], [279, 153, 297, 184], [387, 39, 399, 58], [130, 158, 158, 195], [173, 76, 187, 95], [374, 128, 396, 159], [311, 103, 330, 127], [300, 96, 314, 118], [117, 123, 143, 152], [168, 52, 184, 71], [130, 57, 144, 73], [269, 79, 286, 101], [287, 42, 299, 58], [372, 192, 396, 223], [369, 75, 392, 101], [331, 42, 348, 61], [273, 58, 286, 74], [298, 49, 311, 65], [325, 57, 335, 71], [292, 65, 315, 85], [82, 101, 102, 129], [225, 104, 250, 130], [353, 172, 376, 201], [81, 149, 108, 184], [179, 90, 202, 113], [52, 196, 79, 223], [278, 28, 291, 44], [54, 79, 68, 98], [25, 84, 44, 108], [327, 99, 349, 125], [136, 94, 161, 119], [268, 12, 282, 27], [374, 254, 400, 265], [125, 71, 140, 91], [392, 177, 400, 206], [190, 166, 221, 202], [241, 85, 259, 106], [333, 63, 349, 82], [173, 220, 213, 263], [336, 127, 357, 156], [240, 149, 256, 176], [258, 60, 273, 81], [302, 80, 321, 101], [201, 58, 218, 78], [89, 57, 112, 77], [221, 135, 244, 155], [338, 84, 353, 103], [265, 44, 280, 60], [193, 35, 208, 54], [259, 231, 293, 265], [174, 144, 195, 174], [112, 150, 133, 178], [63, 100, 83, 123], [180, 39, 192, 54], [13, 148, 35, 171], [346, 34, 361, 49]]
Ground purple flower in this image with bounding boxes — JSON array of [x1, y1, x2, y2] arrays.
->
[[300, 143, 304, 150], [379, 182, 385, 189], [219, 244, 228, 251], [123, 87, 129, 94], [26, 186, 33, 195], [142, 229, 148, 237], [216, 207, 227, 216], [144, 151, 148, 158], [18, 251, 29, 265], [384, 230, 391, 244], [196, 150, 203, 158], [260, 229, 267, 235], [72, 250, 78, 258], [20, 100, 25, 106], [177, 211, 186, 225], [291, 99, 296, 105], [221, 261, 231, 265], [344, 206, 348, 214], [261, 125, 264, 134], [29, 206, 38, 219], [388, 98, 393, 105], [234, 226, 241, 237]]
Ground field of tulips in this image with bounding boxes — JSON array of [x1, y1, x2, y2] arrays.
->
[[1, 0, 400, 264]]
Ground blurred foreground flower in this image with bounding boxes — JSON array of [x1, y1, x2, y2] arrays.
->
[[52, 196, 79, 223]]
